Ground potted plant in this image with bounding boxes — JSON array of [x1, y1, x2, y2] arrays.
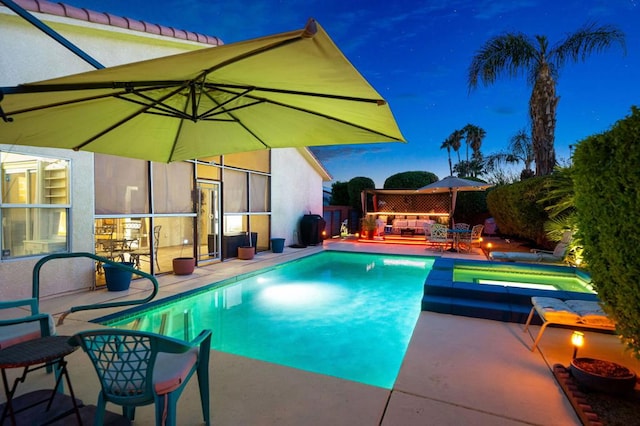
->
[[570, 357, 637, 395], [237, 232, 256, 260], [173, 239, 195, 275], [361, 216, 378, 240], [103, 261, 135, 291]]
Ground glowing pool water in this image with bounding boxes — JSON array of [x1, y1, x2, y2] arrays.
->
[[454, 263, 594, 293], [98, 251, 434, 389]]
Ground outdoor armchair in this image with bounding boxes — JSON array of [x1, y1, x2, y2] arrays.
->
[[69, 328, 212, 426], [0, 298, 55, 350]]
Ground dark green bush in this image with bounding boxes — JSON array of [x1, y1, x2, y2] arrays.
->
[[383, 171, 438, 189], [573, 106, 640, 357], [329, 181, 349, 206], [455, 179, 490, 225], [347, 176, 375, 213], [486, 177, 552, 246]]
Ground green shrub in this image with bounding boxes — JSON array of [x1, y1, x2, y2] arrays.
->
[[573, 106, 640, 357], [486, 177, 552, 246]]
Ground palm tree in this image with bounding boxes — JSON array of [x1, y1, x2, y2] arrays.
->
[[440, 137, 453, 176], [463, 124, 486, 161], [449, 129, 464, 165], [485, 128, 535, 179], [468, 23, 625, 176], [440, 130, 464, 175]]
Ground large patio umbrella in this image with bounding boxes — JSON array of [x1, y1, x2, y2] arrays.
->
[[0, 19, 404, 162], [417, 176, 493, 227]]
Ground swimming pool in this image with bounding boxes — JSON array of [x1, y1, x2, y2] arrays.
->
[[98, 251, 434, 389]]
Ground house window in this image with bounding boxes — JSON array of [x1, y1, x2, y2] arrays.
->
[[221, 150, 271, 252], [1, 152, 70, 259]]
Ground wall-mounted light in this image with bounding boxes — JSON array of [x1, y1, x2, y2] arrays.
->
[[571, 331, 584, 359]]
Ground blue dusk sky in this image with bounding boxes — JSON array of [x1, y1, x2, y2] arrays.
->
[[55, 1, 639, 186]]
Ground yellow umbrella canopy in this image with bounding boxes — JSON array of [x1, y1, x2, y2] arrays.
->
[[0, 19, 404, 163]]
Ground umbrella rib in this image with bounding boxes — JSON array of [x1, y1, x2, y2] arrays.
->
[[198, 87, 258, 120], [195, 85, 399, 140], [237, 93, 403, 141], [73, 83, 190, 151], [199, 31, 312, 76], [205, 82, 387, 105], [1, 84, 179, 117], [118, 91, 194, 120], [1, 81, 189, 94]]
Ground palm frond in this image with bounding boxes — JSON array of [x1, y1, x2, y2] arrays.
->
[[468, 33, 538, 90], [552, 22, 626, 69]]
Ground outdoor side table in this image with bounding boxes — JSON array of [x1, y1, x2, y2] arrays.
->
[[0, 335, 82, 425]]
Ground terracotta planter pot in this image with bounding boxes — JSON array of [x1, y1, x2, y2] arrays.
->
[[570, 357, 637, 395], [237, 246, 255, 260], [172, 257, 195, 275]]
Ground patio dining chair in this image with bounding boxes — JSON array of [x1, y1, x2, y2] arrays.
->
[[458, 224, 484, 253], [470, 224, 484, 247], [426, 223, 449, 252], [69, 328, 212, 426], [130, 225, 162, 271]]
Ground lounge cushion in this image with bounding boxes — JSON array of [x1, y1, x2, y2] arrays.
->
[[531, 297, 615, 328], [531, 297, 580, 322], [565, 300, 615, 327]]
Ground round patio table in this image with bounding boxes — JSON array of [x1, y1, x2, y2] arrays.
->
[[0, 335, 82, 425], [447, 228, 471, 252]]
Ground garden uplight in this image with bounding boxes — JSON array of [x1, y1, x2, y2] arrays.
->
[[571, 331, 585, 359]]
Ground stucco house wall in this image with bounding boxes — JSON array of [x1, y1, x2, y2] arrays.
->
[[271, 148, 329, 246], [0, 2, 330, 300]]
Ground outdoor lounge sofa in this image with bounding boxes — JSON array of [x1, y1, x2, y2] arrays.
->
[[523, 296, 616, 352], [391, 217, 435, 235]]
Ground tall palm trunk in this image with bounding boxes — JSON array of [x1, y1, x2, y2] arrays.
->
[[529, 64, 558, 176]]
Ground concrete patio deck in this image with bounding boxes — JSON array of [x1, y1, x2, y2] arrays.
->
[[2, 238, 638, 425]]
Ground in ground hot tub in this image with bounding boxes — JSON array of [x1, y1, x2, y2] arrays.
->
[[422, 258, 597, 323]]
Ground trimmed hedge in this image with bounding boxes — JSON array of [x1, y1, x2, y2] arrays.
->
[[573, 106, 640, 356], [486, 177, 552, 246]]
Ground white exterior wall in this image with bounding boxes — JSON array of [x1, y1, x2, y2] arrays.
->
[[271, 148, 327, 246]]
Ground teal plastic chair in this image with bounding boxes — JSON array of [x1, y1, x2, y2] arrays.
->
[[69, 328, 212, 425], [0, 298, 55, 350]]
